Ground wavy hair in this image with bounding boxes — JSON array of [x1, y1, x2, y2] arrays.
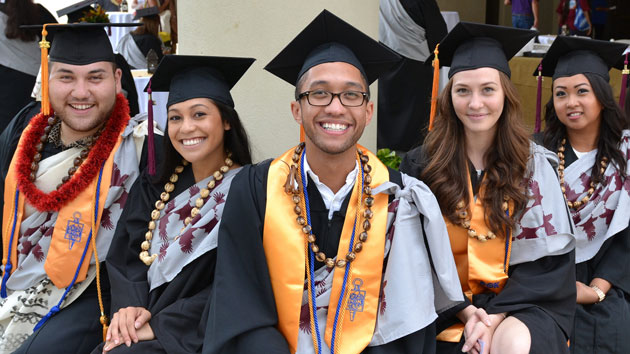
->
[[157, 100, 252, 184], [4, 0, 39, 42], [420, 72, 530, 235], [542, 72, 630, 182]]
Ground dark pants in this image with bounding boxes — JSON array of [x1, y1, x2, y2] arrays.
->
[[13, 281, 110, 354]]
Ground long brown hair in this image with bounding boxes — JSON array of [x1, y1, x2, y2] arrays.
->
[[4, 0, 39, 42], [421, 72, 530, 235], [132, 15, 161, 37]]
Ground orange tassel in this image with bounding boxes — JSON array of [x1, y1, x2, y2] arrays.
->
[[428, 44, 440, 131], [300, 126, 305, 142], [40, 25, 51, 116]]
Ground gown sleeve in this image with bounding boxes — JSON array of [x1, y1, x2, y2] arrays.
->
[[592, 226, 630, 295], [105, 173, 156, 313], [202, 161, 290, 354]]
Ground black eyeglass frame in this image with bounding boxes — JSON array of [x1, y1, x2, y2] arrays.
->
[[297, 90, 370, 107]]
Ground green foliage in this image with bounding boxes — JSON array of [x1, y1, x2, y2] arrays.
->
[[376, 148, 401, 170]]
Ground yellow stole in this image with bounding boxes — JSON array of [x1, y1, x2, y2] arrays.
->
[[436, 177, 513, 342], [263, 145, 389, 354], [2, 123, 123, 289]]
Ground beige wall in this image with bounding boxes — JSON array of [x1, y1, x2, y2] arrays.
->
[[436, 0, 486, 23], [178, 1, 380, 162]]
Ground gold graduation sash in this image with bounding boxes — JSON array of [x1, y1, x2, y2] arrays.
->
[[436, 177, 513, 342], [2, 123, 123, 289], [263, 145, 389, 354]]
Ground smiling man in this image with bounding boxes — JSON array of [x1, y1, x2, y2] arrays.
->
[[0, 23, 146, 353], [204, 10, 462, 354]]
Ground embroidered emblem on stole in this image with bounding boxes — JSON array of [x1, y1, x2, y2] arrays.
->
[[64, 212, 84, 250], [348, 278, 366, 321]]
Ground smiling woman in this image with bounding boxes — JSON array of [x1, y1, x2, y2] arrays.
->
[[400, 22, 576, 354], [93, 55, 255, 354], [539, 36, 630, 354]]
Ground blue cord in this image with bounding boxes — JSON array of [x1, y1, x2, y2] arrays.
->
[[33, 162, 105, 331], [300, 150, 322, 354], [1, 189, 20, 298], [503, 209, 511, 273], [300, 150, 365, 353], [330, 160, 363, 354]]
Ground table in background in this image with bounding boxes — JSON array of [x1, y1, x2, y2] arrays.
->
[[107, 12, 137, 50], [132, 70, 168, 130]]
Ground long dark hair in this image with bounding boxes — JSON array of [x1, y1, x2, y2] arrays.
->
[[4, 0, 39, 42], [542, 72, 630, 183], [421, 72, 530, 235], [131, 15, 161, 37], [157, 100, 252, 184]]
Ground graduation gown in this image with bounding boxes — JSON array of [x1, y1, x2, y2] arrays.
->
[[203, 159, 456, 354], [91, 164, 216, 354], [559, 141, 630, 354], [400, 145, 576, 354]]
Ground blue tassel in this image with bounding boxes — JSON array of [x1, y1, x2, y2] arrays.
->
[[1, 263, 12, 298], [33, 305, 60, 331]]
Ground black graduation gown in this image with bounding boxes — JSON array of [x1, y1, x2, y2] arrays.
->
[[376, 0, 447, 151], [400, 146, 576, 354], [204, 160, 437, 354], [0, 4, 56, 135], [131, 33, 164, 65], [560, 143, 630, 354], [91, 164, 215, 354]]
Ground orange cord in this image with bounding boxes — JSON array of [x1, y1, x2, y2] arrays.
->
[[428, 44, 440, 131], [89, 182, 108, 341]]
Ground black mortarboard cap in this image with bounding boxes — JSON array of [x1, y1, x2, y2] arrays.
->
[[23, 23, 139, 65], [264, 9, 401, 86], [56, 0, 98, 23], [134, 6, 159, 20], [536, 36, 628, 82], [147, 55, 255, 108], [429, 22, 536, 79]]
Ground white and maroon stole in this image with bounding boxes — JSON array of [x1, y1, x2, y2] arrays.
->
[[0, 115, 145, 353], [565, 130, 630, 263], [147, 168, 241, 291]]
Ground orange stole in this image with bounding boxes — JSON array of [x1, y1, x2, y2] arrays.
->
[[436, 180, 513, 342], [263, 146, 389, 354], [2, 123, 123, 289]]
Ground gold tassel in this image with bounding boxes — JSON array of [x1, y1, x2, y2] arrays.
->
[[39, 24, 51, 116], [428, 44, 440, 131]]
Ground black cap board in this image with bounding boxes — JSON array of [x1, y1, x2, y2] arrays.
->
[[264, 9, 401, 86], [56, 0, 98, 23], [134, 6, 159, 20], [22, 23, 139, 65], [147, 55, 256, 108], [429, 22, 536, 79], [536, 36, 628, 82]]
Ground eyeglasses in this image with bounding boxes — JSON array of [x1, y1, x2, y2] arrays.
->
[[297, 90, 369, 107]]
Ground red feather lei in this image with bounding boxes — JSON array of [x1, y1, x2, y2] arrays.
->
[[15, 93, 130, 212]]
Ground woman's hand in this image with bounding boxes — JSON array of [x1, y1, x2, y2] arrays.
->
[[461, 308, 506, 354], [576, 281, 599, 304], [103, 307, 152, 352]]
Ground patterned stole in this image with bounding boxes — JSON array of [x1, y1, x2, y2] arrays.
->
[[437, 176, 513, 342], [263, 146, 389, 354], [2, 123, 124, 289]]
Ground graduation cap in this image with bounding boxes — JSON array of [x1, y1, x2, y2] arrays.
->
[[133, 6, 160, 20], [532, 36, 628, 132], [264, 9, 401, 86], [56, 0, 98, 23], [535, 36, 627, 82], [426, 22, 536, 130], [148, 55, 255, 108], [143, 55, 255, 175]]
